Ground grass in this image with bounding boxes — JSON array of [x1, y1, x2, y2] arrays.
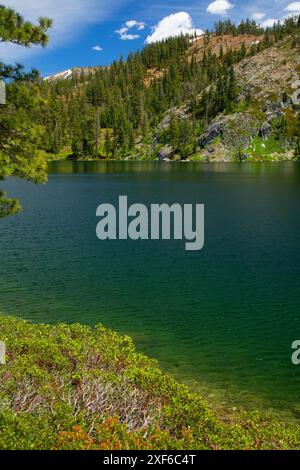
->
[[0, 313, 299, 450], [245, 136, 287, 161], [190, 153, 207, 162]]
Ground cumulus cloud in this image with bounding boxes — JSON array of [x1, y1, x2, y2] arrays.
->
[[125, 20, 145, 30], [93, 45, 103, 51], [0, 0, 124, 61], [116, 18, 145, 40], [118, 32, 140, 40], [261, 18, 278, 28], [285, 2, 300, 13], [116, 28, 140, 40], [145, 12, 203, 44], [206, 0, 234, 15], [252, 12, 266, 21]]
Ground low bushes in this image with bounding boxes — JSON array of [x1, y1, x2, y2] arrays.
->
[[0, 314, 299, 450]]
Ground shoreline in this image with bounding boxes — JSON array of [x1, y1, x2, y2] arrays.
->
[[0, 313, 300, 450], [50, 156, 298, 164]]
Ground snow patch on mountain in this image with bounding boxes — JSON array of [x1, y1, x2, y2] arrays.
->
[[44, 69, 73, 81]]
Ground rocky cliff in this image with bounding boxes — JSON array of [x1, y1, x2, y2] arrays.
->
[[156, 36, 300, 162]]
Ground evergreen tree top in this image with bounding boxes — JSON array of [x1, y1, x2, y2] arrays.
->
[[0, 4, 52, 47]]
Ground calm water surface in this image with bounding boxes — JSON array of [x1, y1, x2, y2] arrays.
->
[[1, 161, 300, 415]]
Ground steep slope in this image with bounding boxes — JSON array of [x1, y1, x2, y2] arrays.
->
[[235, 42, 300, 104], [189, 33, 263, 62], [157, 37, 300, 162]]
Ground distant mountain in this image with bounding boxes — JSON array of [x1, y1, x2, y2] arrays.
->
[[44, 69, 73, 81], [44, 66, 104, 81]]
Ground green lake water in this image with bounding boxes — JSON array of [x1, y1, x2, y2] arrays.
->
[[1, 161, 300, 416]]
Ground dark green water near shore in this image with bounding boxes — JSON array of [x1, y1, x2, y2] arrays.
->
[[1, 161, 300, 415]]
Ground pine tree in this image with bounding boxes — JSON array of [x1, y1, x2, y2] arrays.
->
[[104, 129, 112, 159], [95, 107, 101, 157], [226, 65, 237, 111], [240, 41, 247, 60], [219, 44, 224, 60], [0, 5, 52, 217]]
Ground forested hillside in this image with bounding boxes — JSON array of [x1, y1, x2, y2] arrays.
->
[[4, 15, 300, 163]]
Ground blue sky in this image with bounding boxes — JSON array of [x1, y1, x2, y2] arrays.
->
[[0, 0, 300, 76]]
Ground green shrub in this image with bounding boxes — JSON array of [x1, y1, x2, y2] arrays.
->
[[0, 314, 299, 450]]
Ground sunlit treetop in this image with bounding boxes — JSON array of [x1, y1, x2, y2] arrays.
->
[[0, 4, 52, 47]]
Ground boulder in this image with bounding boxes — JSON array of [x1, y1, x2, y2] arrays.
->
[[264, 100, 284, 121], [291, 80, 300, 90], [259, 122, 272, 139], [158, 145, 174, 161], [198, 121, 225, 148], [201, 142, 233, 162], [291, 88, 300, 106]]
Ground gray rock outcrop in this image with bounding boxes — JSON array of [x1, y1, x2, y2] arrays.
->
[[158, 145, 174, 161], [198, 113, 259, 150], [259, 122, 272, 139], [156, 106, 190, 133]]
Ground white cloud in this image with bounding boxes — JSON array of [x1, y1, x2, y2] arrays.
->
[[285, 2, 300, 13], [0, 0, 124, 61], [261, 18, 278, 28], [116, 18, 145, 40], [252, 12, 266, 21], [116, 28, 140, 40], [145, 12, 203, 44], [125, 20, 145, 30], [207, 0, 234, 15], [119, 32, 140, 40], [93, 45, 103, 51]]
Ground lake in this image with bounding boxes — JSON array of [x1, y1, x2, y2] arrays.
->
[[1, 161, 300, 416]]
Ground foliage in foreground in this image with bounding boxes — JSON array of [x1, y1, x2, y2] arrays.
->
[[0, 314, 299, 450], [0, 4, 52, 218]]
